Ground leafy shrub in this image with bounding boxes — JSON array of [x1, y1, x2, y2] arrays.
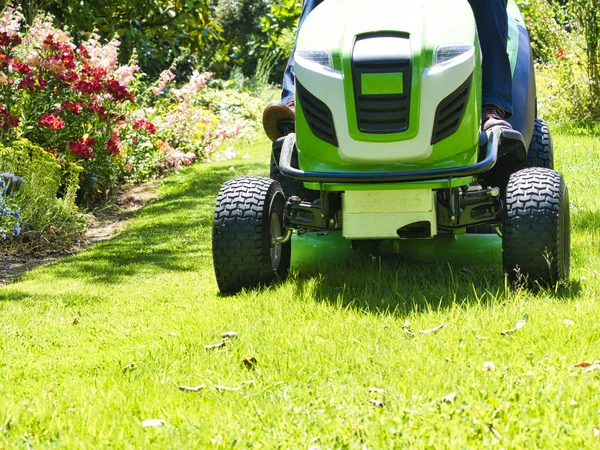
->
[[0, 139, 87, 248], [0, 172, 21, 240]]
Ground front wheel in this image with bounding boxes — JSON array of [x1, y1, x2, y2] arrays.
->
[[212, 176, 291, 293], [502, 167, 570, 285]]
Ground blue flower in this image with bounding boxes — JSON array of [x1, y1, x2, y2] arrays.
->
[[14, 223, 20, 237]]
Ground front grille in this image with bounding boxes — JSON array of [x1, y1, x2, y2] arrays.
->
[[431, 74, 473, 144], [352, 34, 412, 134], [297, 80, 338, 147]]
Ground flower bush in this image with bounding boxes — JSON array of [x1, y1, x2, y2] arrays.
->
[[0, 3, 255, 248]]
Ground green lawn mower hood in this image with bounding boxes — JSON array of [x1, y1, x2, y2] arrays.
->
[[294, 0, 484, 174]]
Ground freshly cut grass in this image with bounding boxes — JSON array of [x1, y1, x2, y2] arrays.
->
[[1, 132, 599, 448]]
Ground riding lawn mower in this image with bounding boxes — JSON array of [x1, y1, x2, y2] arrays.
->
[[212, 0, 570, 293]]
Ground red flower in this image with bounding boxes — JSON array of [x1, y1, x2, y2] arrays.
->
[[12, 59, 32, 75], [0, 32, 21, 48], [59, 71, 79, 85], [87, 102, 108, 120], [107, 132, 122, 156], [133, 119, 157, 135], [38, 113, 65, 130], [67, 138, 94, 159], [61, 100, 83, 115], [43, 34, 55, 49], [77, 45, 90, 59], [557, 49, 565, 59], [36, 75, 48, 90], [0, 106, 19, 129], [17, 75, 35, 90], [106, 79, 134, 102]]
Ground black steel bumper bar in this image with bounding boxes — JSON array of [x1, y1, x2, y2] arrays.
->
[[279, 129, 506, 184]]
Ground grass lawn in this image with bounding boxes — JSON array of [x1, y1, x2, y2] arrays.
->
[[1, 131, 600, 448]]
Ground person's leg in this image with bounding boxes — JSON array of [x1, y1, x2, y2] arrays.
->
[[468, 0, 513, 130], [281, 0, 324, 103], [264, 0, 323, 141]]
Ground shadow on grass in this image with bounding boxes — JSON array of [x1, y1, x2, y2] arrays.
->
[[45, 162, 266, 285], [291, 255, 580, 317]]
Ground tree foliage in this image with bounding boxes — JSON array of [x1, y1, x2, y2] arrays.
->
[[15, 0, 222, 78]]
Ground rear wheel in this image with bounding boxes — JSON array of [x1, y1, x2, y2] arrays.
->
[[527, 119, 553, 169], [502, 167, 569, 285], [212, 176, 291, 293]]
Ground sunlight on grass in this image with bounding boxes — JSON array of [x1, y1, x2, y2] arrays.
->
[[0, 133, 599, 448]]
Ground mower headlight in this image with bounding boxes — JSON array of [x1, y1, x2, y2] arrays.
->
[[433, 44, 474, 67], [295, 49, 333, 69]]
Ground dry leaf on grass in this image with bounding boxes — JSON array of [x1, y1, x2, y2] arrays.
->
[[442, 392, 457, 403], [141, 419, 165, 428], [486, 423, 502, 440], [71, 317, 79, 325], [574, 361, 593, 368], [369, 388, 386, 395], [501, 313, 528, 336], [574, 361, 600, 372], [205, 340, 227, 350], [222, 331, 238, 340], [242, 357, 257, 369], [419, 324, 445, 335], [369, 399, 384, 408], [178, 385, 205, 392]]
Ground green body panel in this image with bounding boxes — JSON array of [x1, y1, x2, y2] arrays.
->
[[291, 232, 501, 267], [361, 72, 404, 96], [294, 0, 482, 185], [304, 176, 473, 192], [293, 0, 525, 193]]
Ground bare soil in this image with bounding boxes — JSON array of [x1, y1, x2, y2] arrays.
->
[[0, 180, 159, 285]]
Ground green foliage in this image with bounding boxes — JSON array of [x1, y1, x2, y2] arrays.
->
[[567, 0, 600, 119], [0, 139, 87, 248], [516, 0, 570, 62], [207, 0, 300, 81], [22, 0, 222, 78], [517, 0, 600, 124]]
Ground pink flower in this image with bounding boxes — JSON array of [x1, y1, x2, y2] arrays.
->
[[114, 64, 139, 87], [152, 69, 175, 96], [0, 3, 24, 38], [170, 71, 212, 102]]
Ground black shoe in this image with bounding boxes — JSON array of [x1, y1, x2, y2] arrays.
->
[[482, 104, 512, 131]]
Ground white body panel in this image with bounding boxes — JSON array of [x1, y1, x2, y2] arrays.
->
[[295, 50, 476, 164], [342, 190, 437, 239]]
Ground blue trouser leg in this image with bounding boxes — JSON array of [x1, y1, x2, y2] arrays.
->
[[281, 0, 323, 104], [282, 0, 513, 117], [468, 0, 513, 116]]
